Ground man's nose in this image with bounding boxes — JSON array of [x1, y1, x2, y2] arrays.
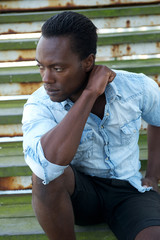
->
[[42, 69, 55, 83]]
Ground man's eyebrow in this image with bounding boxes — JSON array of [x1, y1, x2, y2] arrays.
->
[[35, 59, 65, 67], [35, 58, 41, 64]]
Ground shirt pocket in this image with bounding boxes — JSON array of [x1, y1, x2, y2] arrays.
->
[[73, 129, 94, 161], [120, 117, 141, 145]]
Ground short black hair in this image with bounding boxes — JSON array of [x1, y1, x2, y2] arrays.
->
[[41, 11, 97, 60]]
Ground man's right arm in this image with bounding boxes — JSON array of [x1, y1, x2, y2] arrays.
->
[[41, 65, 115, 166]]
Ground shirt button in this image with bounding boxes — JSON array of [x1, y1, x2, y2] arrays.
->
[[106, 157, 109, 161], [106, 112, 109, 116], [101, 125, 104, 129]]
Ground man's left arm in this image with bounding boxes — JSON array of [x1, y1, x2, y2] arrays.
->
[[142, 124, 160, 192]]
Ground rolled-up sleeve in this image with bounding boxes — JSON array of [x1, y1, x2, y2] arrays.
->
[[22, 97, 68, 184]]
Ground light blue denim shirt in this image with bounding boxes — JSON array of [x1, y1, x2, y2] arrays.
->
[[22, 70, 160, 192]]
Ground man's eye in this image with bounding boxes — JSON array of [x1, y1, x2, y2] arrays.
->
[[37, 65, 44, 70], [54, 67, 63, 72]]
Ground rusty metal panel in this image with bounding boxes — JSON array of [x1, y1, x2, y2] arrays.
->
[[0, 22, 43, 35], [0, 176, 32, 190], [97, 42, 160, 60], [1, 15, 160, 35], [1, 0, 160, 12], [0, 42, 160, 62], [0, 124, 22, 137], [95, 15, 160, 29], [0, 49, 36, 62], [0, 83, 42, 96], [149, 74, 160, 87]]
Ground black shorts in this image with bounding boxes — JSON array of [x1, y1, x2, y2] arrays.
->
[[70, 166, 160, 240]]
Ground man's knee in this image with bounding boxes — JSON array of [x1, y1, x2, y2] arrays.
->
[[135, 226, 160, 240], [32, 165, 75, 203]]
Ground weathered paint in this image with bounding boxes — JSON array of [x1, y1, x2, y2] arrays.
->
[[0, 82, 42, 96], [1, 15, 160, 34], [0, 22, 43, 35], [0, 49, 36, 62], [1, 0, 160, 12], [97, 42, 160, 60], [1, 4, 160, 24], [0, 124, 22, 137], [0, 176, 32, 190], [151, 74, 160, 86], [0, 41, 160, 63]]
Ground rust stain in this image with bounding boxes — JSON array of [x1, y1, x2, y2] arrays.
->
[[153, 75, 160, 87], [126, 20, 130, 28], [0, 132, 23, 137], [0, 50, 36, 63], [111, 44, 122, 58], [126, 44, 131, 55], [156, 42, 160, 49], [6, 29, 18, 34], [15, 55, 35, 62], [0, 177, 32, 190], [19, 82, 42, 95]]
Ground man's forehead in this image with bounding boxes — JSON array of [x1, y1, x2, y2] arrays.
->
[[36, 35, 80, 65]]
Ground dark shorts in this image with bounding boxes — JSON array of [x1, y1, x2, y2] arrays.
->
[[70, 166, 160, 240]]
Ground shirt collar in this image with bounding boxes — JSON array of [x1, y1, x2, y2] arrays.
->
[[61, 98, 74, 110], [61, 80, 121, 110], [105, 81, 121, 103]]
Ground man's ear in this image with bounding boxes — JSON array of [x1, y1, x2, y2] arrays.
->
[[82, 54, 95, 72]]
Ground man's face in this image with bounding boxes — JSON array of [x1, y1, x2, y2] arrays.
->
[[36, 36, 88, 102]]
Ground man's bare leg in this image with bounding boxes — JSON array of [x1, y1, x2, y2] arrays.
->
[[32, 166, 76, 240], [135, 226, 160, 240]]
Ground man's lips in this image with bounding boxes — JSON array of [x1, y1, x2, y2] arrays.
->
[[45, 87, 59, 95]]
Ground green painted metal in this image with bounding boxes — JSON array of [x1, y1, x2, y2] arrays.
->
[[0, 145, 23, 156], [0, 203, 33, 218], [0, 141, 22, 148], [98, 31, 160, 46], [0, 216, 115, 239], [99, 58, 160, 76], [0, 194, 31, 205], [0, 66, 41, 83], [0, 4, 160, 23], [0, 39, 38, 51], [0, 166, 32, 177], [0, 99, 27, 109], [0, 31, 160, 51], [0, 72, 41, 83], [0, 235, 47, 240], [0, 114, 22, 125], [0, 230, 116, 240]]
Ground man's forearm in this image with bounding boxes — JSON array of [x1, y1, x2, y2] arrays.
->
[[41, 89, 98, 166], [145, 124, 160, 184]]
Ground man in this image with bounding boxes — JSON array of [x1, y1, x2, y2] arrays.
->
[[22, 11, 160, 240]]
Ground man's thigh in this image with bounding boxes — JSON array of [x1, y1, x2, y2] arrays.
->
[[106, 185, 160, 240]]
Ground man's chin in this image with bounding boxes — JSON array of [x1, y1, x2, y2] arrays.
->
[[49, 95, 66, 103]]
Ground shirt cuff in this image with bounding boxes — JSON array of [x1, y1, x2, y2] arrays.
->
[[24, 141, 68, 184]]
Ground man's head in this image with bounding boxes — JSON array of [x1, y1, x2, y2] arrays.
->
[[36, 11, 97, 103], [41, 11, 97, 60]]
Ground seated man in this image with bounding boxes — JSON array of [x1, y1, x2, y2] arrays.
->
[[22, 11, 160, 240]]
